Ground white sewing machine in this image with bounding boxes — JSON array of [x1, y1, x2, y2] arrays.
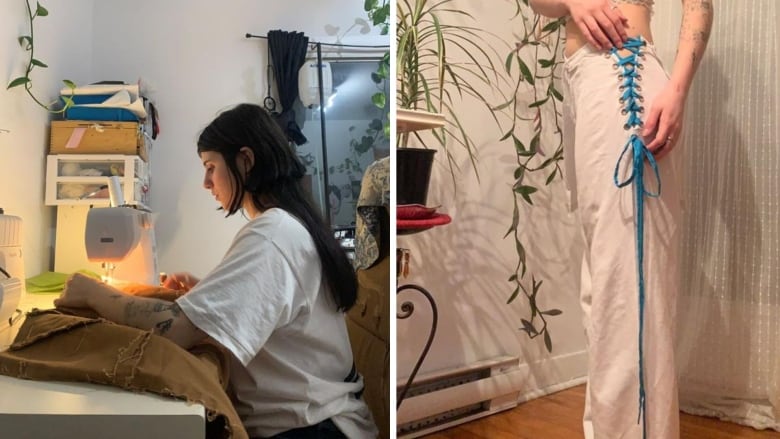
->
[[83, 175, 158, 286], [85, 206, 158, 286]]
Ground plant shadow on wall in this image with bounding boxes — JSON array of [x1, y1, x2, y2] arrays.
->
[[396, 0, 567, 352], [7, 1, 76, 113]]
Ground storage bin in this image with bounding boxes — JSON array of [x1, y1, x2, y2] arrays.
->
[[50, 121, 148, 161], [45, 155, 150, 209]]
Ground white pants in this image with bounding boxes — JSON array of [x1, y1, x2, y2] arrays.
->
[[563, 42, 683, 439]]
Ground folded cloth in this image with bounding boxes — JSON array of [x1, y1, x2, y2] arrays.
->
[[25, 270, 100, 294], [0, 286, 247, 439]]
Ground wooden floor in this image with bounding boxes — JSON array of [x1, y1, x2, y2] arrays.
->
[[424, 385, 780, 439]]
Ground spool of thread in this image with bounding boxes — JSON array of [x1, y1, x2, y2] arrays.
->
[[107, 176, 125, 207]]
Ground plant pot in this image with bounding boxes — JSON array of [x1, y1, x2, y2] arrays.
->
[[397, 148, 436, 206]]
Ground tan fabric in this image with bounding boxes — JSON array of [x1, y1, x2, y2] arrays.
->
[[0, 285, 247, 439], [346, 254, 390, 439]]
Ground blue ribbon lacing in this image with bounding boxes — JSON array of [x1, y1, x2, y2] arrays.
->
[[610, 36, 661, 439]]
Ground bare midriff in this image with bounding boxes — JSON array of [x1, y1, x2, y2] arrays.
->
[[564, 4, 654, 57]]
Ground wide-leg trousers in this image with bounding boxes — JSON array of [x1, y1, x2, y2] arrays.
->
[[562, 42, 683, 439]]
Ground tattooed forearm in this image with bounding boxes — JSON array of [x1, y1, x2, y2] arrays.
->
[[154, 318, 174, 334], [675, 0, 714, 76], [124, 300, 181, 321], [680, 0, 714, 43]]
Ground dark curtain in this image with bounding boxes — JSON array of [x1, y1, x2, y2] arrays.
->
[[267, 30, 309, 145]]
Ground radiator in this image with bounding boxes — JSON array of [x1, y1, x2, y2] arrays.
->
[[397, 356, 523, 438]]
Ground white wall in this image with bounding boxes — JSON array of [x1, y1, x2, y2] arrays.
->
[[0, 0, 94, 277], [90, 1, 387, 276], [396, 0, 588, 397]]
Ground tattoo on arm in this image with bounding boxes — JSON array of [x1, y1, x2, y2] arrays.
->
[[155, 318, 174, 334], [679, 0, 714, 66]]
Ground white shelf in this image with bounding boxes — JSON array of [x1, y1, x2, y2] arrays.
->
[[397, 109, 446, 133]]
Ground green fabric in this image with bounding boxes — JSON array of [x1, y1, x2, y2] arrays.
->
[[26, 270, 100, 294]]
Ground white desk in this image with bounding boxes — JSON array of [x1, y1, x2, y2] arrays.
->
[[0, 292, 206, 439]]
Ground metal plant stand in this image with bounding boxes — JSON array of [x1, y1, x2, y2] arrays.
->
[[396, 248, 439, 409]]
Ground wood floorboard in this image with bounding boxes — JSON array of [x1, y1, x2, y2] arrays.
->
[[422, 385, 780, 438]]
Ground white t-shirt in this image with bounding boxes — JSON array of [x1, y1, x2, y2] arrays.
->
[[177, 208, 377, 438]]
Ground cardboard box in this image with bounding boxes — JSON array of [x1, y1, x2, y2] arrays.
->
[[50, 121, 147, 161]]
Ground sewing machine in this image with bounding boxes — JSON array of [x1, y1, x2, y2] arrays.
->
[[84, 206, 158, 286], [0, 198, 205, 438]]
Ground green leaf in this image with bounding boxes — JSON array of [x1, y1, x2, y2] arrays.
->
[[518, 59, 535, 85], [36, 2, 49, 16], [371, 92, 386, 109], [514, 166, 525, 180], [541, 309, 563, 316], [508, 274, 517, 282], [500, 129, 513, 141], [544, 330, 553, 352], [505, 199, 519, 238], [541, 20, 560, 33], [61, 96, 74, 108], [545, 168, 558, 185], [18, 36, 32, 49], [7, 77, 30, 89], [520, 319, 538, 336], [514, 185, 538, 196], [62, 79, 76, 89], [31, 58, 48, 68], [513, 136, 526, 153], [507, 286, 520, 304], [529, 97, 549, 108], [549, 84, 564, 101], [538, 58, 554, 68], [364, 0, 378, 12], [504, 51, 514, 74]]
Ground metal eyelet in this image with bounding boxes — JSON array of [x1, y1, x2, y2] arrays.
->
[[636, 75, 643, 81], [639, 107, 645, 113], [619, 97, 626, 103], [621, 109, 629, 115], [636, 85, 642, 91], [623, 123, 631, 131], [639, 96, 645, 102]]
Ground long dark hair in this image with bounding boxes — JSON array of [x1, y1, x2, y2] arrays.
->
[[197, 103, 356, 312]]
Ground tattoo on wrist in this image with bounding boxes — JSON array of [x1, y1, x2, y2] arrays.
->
[[155, 318, 173, 334], [680, 0, 713, 43]]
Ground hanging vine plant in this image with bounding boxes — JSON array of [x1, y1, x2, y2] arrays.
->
[[7, 1, 76, 113], [500, 1, 567, 352]]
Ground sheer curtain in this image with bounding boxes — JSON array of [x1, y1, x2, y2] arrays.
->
[[652, 2, 779, 431]]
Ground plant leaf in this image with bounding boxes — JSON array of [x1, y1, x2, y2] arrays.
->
[[371, 92, 386, 109], [521, 319, 538, 336], [18, 36, 32, 49], [541, 309, 563, 316], [36, 2, 49, 16], [544, 330, 553, 352], [529, 97, 549, 108], [518, 59, 535, 85], [505, 51, 513, 74], [7, 77, 30, 89], [507, 286, 520, 304], [31, 58, 48, 68], [62, 79, 76, 89]]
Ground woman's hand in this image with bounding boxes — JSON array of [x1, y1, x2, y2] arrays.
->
[[568, 0, 629, 50], [54, 273, 107, 309], [642, 81, 687, 160], [161, 272, 200, 292]]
